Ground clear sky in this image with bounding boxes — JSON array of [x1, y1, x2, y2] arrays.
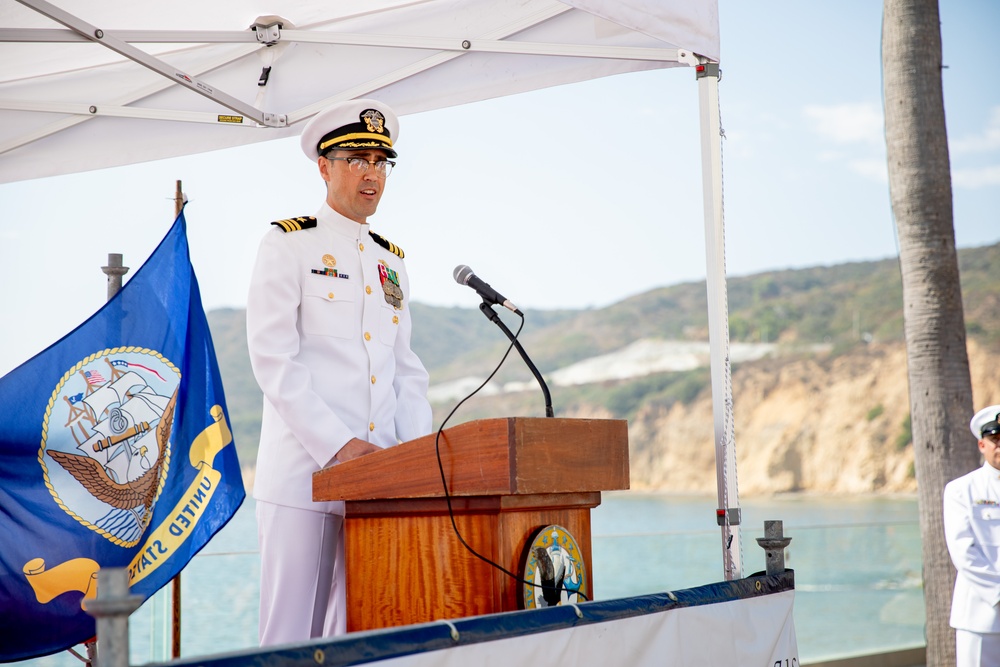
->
[[1, 1, 997, 377]]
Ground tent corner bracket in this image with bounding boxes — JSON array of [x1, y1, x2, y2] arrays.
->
[[261, 113, 287, 128]]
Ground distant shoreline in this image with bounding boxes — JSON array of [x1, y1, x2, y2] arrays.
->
[[606, 487, 919, 499], [238, 464, 920, 500]]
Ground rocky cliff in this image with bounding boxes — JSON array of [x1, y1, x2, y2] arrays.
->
[[241, 339, 997, 497], [626, 339, 998, 495]]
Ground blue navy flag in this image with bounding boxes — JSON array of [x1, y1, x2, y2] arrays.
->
[[0, 210, 245, 661]]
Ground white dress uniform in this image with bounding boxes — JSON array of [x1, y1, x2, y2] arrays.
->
[[944, 462, 1000, 666], [247, 202, 432, 645]]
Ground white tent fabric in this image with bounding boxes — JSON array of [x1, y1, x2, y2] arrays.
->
[[0, 0, 718, 184]]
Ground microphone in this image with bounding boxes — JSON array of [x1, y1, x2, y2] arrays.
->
[[453, 265, 521, 314]]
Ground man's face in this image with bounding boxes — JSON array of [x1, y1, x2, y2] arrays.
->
[[979, 433, 1000, 469], [319, 149, 390, 224]]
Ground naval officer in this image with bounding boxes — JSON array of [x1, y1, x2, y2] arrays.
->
[[944, 404, 1000, 666], [246, 98, 433, 646]]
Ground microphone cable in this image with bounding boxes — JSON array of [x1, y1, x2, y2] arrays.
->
[[432, 309, 589, 605]]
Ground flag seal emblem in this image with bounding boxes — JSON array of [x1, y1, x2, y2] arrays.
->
[[42, 348, 180, 546]]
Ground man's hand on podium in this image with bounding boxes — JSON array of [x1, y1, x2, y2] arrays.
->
[[334, 438, 383, 464]]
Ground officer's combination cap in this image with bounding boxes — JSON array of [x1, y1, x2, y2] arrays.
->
[[971, 404, 1000, 439], [300, 98, 399, 161]]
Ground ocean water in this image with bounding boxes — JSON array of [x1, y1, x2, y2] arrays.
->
[[590, 493, 924, 661], [22, 493, 923, 665]]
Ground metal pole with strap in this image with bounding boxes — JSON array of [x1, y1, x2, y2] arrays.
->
[[696, 61, 743, 581]]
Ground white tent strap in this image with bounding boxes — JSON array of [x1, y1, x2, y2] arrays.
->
[[717, 75, 744, 579], [697, 62, 742, 581]]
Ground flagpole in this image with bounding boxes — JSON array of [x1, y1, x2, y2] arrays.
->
[[101, 254, 129, 300], [96, 223, 131, 667], [171, 179, 184, 660]]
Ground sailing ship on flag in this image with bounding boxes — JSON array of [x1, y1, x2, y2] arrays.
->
[[47, 356, 179, 544]]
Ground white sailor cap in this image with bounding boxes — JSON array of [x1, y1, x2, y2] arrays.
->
[[300, 98, 399, 161], [971, 405, 1000, 439]]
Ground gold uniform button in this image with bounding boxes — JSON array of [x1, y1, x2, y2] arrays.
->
[[371, 375, 376, 384], [366, 286, 372, 295], [364, 332, 371, 341], [359, 243, 365, 251], [392, 315, 399, 324], [369, 422, 375, 432], [327, 292, 334, 299]]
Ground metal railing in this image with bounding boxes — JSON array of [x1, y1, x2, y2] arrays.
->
[[49, 515, 924, 667]]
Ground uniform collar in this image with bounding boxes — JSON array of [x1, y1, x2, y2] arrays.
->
[[315, 203, 370, 239]]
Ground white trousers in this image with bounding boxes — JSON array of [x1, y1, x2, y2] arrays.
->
[[956, 629, 1000, 667], [256, 502, 346, 646]]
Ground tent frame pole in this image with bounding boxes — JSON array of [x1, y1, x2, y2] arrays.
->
[[696, 61, 742, 581]]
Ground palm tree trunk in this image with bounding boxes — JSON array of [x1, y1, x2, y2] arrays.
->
[[881, 1, 978, 664]]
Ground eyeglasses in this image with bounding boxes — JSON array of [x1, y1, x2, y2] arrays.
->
[[325, 156, 395, 178]]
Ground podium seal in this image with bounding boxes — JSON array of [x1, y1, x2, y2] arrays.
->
[[521, 524, 587, 608]]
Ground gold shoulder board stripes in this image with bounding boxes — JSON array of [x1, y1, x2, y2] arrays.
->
[[270, 216, 318, 233], [368, 231, 404, 258]]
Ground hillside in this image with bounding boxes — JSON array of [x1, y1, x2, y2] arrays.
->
[[209, 242, 1000, 494]]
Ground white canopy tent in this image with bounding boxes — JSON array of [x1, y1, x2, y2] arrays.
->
[[0, 0, 741, 578], [0, 0, 719, 182]]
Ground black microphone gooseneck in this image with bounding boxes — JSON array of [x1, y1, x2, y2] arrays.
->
[[476, 302, 554, 418], [432, 282, 583, 603]]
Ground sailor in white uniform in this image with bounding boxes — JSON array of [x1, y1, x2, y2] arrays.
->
[[944, 404, 1000, 666], [246, 99, 433, 646]]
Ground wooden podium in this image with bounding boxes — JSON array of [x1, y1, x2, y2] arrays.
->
[[312, 417, 629, 632]]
